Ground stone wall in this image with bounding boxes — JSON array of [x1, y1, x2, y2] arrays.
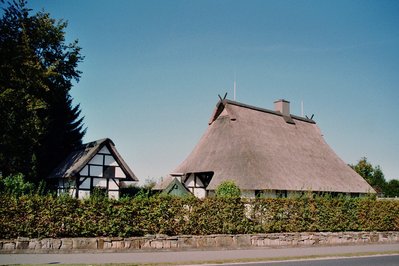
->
[[1, 232, 398, 253]]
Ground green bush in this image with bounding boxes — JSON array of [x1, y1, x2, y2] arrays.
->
[[0, 173, 35, 197], [215, 180, 241, 198], [0, 194, 398, 239]]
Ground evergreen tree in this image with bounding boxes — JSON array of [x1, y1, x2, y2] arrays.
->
[[36, 93, 86, 180], [0, 0, 85, 182]]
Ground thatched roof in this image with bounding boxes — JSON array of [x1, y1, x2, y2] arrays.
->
[[158, 99, 374, 194], [48, 138, 138, 181]]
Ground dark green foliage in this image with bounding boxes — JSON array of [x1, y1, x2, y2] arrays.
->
[[0, 0, 85, 182], [1, 194, 398, 239], [120, 182, 156, 199], [385, 179, 399, 198], [36, 94, 86, 180]]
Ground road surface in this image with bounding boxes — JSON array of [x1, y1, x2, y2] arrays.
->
[[214, 254, 399, 266], [0, 243, 398, 265]]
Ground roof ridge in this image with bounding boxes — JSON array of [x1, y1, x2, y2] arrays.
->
[[80, 138, 114, 150], [223, 99, 315, 124]]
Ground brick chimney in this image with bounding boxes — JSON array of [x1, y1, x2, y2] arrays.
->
[[274, 99, 290, 116]]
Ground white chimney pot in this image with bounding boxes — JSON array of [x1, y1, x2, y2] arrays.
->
[[274, 99, 290, 116]]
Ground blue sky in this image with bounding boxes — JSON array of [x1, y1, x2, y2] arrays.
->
[[24, 0, 399, 182]]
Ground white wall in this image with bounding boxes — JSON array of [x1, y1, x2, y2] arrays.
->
[[241, 190, 256, 199]]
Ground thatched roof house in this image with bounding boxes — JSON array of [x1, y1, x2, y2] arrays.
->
[[156, 99, 375, 198], [48, 138, 138, 199]]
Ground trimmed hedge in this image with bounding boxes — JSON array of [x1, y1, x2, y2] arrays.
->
[[0, 195, 398, 239], [251, 197, 399, 232]]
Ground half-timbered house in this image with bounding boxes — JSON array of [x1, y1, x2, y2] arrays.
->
[[48, 138, 138, 199]]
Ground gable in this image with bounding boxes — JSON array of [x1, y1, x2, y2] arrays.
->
[[208, 100, 237, 125], [48, 138, 138, 182], [163, 178, 190, 196], [80, 145, 128, 179]]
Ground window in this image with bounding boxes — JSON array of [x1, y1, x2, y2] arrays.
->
[[276, 190, 287, 198], [103, 166, 115, 178]]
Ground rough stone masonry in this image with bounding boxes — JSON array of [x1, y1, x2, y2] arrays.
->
[[1, 232, 398, 253]]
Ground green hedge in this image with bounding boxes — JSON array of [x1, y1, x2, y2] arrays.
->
[[250, 197, 399, 232], [0, 195, 398, 239]]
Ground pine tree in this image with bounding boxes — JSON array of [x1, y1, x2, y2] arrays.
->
[[36, 93, 86, 180]]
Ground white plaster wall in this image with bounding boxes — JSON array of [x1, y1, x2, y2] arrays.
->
[[120, 181, 135, 187], [104, 155, 118, 166], [98, 146, 111, 154], [196, 178, 204, 187], [193, 187, 206, 199], [80, 178, 91, 189], [57, 188, 64, 196], [109, 179, 119, 190], [78, 190, 90, 199], [185, 175, 194, 187], [90, 165, 103, 177], [68, 188, 76, 197], [241, 190, 256, 199], [108, 191, 119, 200], [89, 154, 103, 165], [92, 178, 107, 188], [80, 165, 89, 176], [115, 167, 126, 178]]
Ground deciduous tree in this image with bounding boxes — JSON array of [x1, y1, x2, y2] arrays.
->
[[351, 157, 386, 195], [0, 0, 85, 182]]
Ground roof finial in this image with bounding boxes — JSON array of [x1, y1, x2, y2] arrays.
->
[[218, 92, 228, 102]]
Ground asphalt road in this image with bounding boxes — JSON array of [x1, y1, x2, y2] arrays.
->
[[0, 243, 398, 265], [215, 254, 399, 266]]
